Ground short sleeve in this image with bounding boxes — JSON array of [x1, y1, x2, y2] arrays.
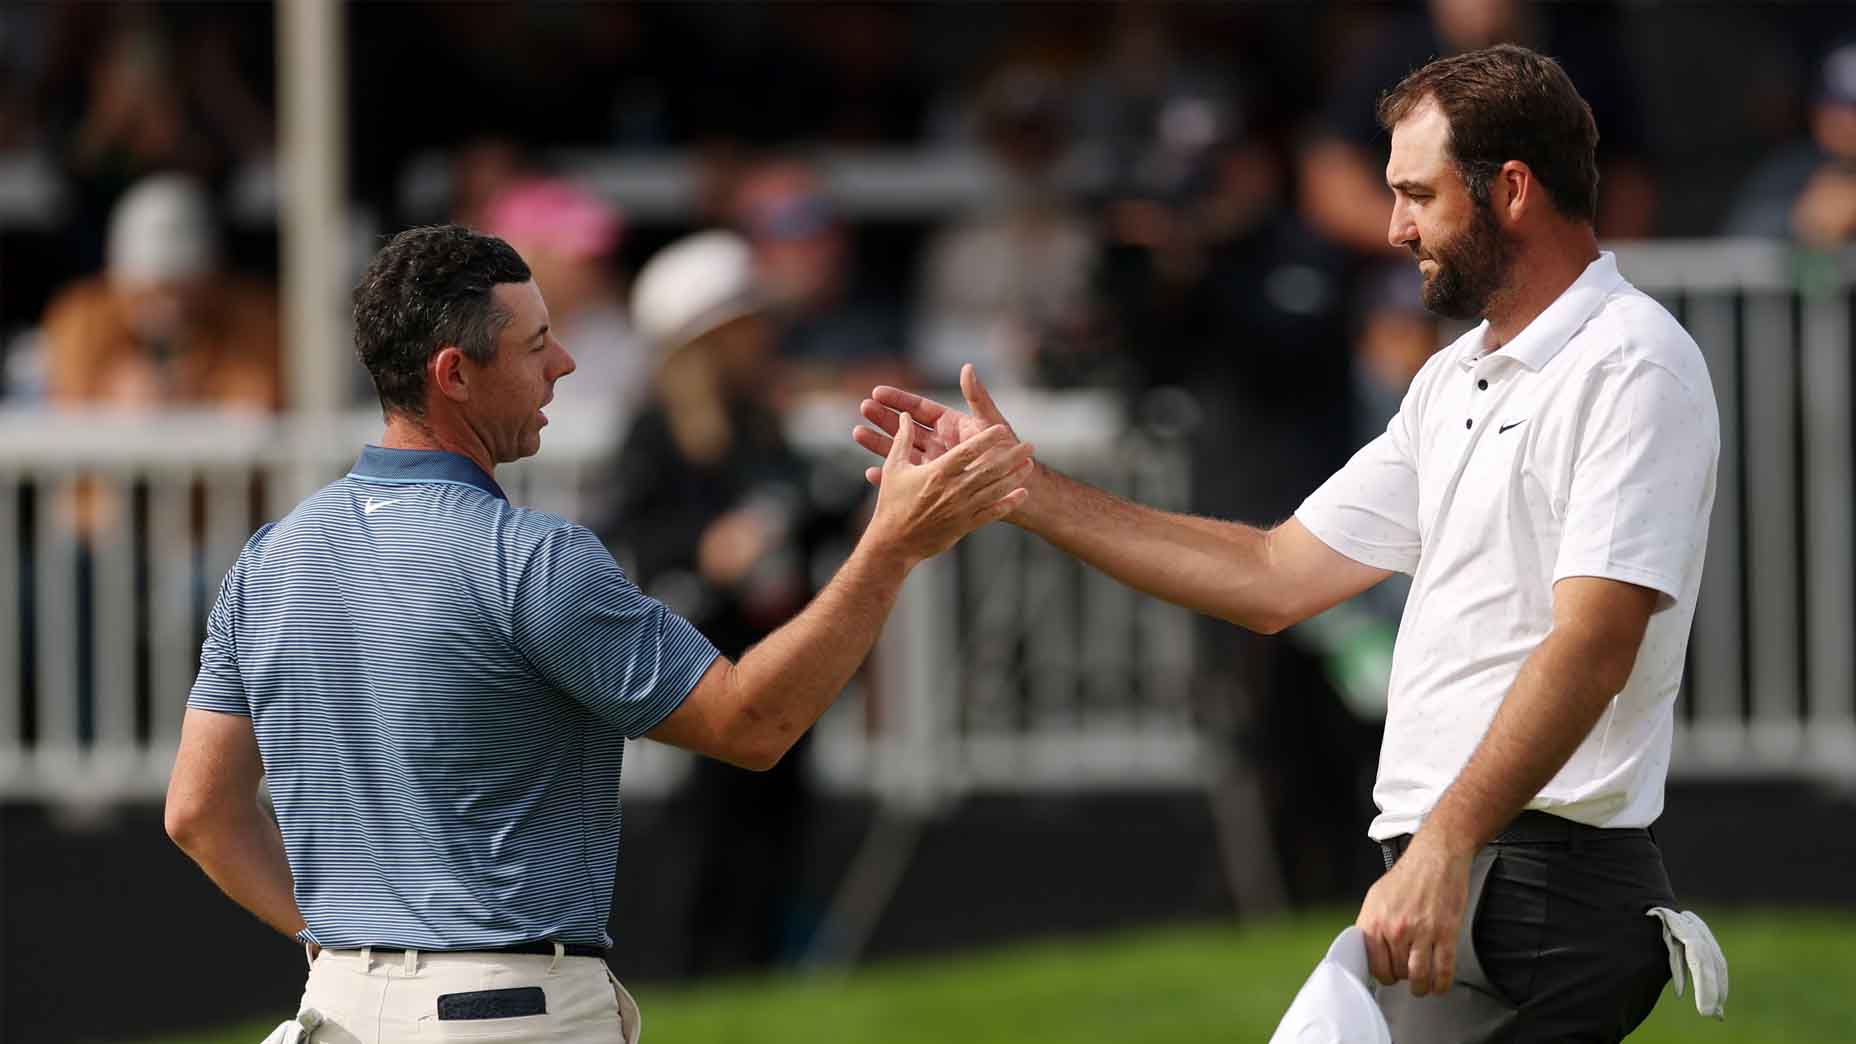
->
[[511, 524, 721, 738], [1295, 402, 1423, 575], [188, 526, 273, 716], [1552, 361, 1718, 607]]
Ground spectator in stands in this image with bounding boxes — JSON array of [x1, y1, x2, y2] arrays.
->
[[1083, 65, 1375, 903], [447, 137, 531, 230], [598, 231, 859, 975], [1724, 40, 1856, 246], [39, 173, 279, 412], [914, 65, 1098, 389], [1353, 265, 1440, 435], [1300, 0, 1656, 254], [732, 157, 909, 397], [482, 177, 648, 436], [42, 10, 270, 273]]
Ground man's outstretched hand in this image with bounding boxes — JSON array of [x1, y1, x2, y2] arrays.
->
[[853, 364, 1022, 488]]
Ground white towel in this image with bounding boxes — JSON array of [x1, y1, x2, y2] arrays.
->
[[1270, 926, 1394, 1044]]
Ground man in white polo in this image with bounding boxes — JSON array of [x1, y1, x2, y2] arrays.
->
[[854, 44, 1717, 1042]]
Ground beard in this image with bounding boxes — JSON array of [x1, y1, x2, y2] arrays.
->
[[1414, 202, 1514, 321]]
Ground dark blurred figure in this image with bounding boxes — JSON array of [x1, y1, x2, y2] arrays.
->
[[39, 7, 270, 272], [1290, 266, 1439, 746], [1725, 40, 1856, 246], [1083, 42, 1378, 903], [1353, 265, 1441, 436], [732, 157, 910, 398], [483, 177, 648, 435], [598, 231, 857, 976], [914, 65, 1098, 389], [1300, 0, 1656, 253], [39, 173, 279, 415], [448, 138, 533, 230]]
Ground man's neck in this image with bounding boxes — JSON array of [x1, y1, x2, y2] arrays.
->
[[1483, 227, 1601, 350], [379, 412, 495, 478]]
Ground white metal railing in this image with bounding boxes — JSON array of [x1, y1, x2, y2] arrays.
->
[[0, 395, 1204, 803], [1, 242, 1851, 804], [1611, 242, 1856, 777]]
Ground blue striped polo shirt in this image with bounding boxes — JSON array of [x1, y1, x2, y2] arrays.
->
[[187, 446, 720, 950]]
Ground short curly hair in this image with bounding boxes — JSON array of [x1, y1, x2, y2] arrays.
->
[[352, 225, 532, 416]]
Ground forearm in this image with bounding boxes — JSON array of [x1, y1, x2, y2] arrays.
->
[[1012, 463, 1289, 631], [1417, 627, 1630, 857], [722, 536, 912, 766], [172, 802, 307, 940]]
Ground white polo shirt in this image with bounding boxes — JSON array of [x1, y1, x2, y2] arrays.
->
[[1296, 252, 1718, 840]]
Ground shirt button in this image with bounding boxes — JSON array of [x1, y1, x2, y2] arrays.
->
[[1465, 418, 1472, 429], [1477, 379, 1489, 390]]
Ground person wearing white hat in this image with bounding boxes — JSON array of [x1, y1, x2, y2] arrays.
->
[[600, 229, 854, 976], [41, 172, 280, 411]]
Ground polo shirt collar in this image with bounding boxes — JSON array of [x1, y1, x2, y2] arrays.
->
[[1458, 250, 1624, 372], [349, 445, 507, 501]]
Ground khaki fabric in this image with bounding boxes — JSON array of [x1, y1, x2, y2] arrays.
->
[[299, 948, 640, 1043]]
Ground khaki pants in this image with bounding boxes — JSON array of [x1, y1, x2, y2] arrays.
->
[[299, 946, 641, 1043]]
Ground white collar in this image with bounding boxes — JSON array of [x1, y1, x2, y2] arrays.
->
[[1457, 251, 1624, 372]]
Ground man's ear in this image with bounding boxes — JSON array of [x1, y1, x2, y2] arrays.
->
[[429, 346, 471, 403], [1497, 160, 1534, 225]]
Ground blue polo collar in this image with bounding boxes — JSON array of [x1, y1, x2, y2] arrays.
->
[[348, 445, 507, 501]]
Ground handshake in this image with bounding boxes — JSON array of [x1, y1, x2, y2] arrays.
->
[[850, 364, 1039, 567]]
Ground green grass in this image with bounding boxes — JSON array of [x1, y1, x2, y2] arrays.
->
[[137, 909, 1856, 1044]]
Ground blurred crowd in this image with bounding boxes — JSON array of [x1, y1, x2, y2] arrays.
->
[[0, 2, 1851, 424], [3, 0, 1852, 972]]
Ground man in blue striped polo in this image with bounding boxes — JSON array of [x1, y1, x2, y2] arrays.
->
[[163, 225, 1034, 1043]]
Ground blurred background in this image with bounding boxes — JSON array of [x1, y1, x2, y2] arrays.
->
[[1, 2, 1854, 1041]]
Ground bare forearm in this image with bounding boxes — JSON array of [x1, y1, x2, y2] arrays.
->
[[173, 803, 306, 940], [1418, 628, 1632, 857], [724, 538, 912, 766], [1012, 463, 1288, 631]]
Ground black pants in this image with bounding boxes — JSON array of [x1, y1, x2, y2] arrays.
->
[[1376, 812, 1675, 1043]]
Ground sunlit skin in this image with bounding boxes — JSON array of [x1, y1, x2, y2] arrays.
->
[[1385, 99, 1597, 348], [381, 279, 577, 474]]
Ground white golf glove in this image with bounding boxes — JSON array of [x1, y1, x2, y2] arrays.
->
[[1646, 908, 1728, 1019], [258, 1008, 324, 1044]]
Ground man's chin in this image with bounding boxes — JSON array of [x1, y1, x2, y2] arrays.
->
[[1420, 277, 1484, 322]]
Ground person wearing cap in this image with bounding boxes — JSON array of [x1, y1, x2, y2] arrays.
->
[[597, 230, 860, 975], [39, 172, 280, 410], [1725, 39, 1856, 246], [164, 224, 1034, 1042], [858, 45, 1722, 1042]]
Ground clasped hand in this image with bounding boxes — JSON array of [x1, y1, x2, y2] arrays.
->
[[858, 367, 1035, 564]]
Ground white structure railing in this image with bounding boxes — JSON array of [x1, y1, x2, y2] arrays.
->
[[0, 394, 1204, 803], [1, 241, 1851, 803], [1612, 241, 1856, 777]]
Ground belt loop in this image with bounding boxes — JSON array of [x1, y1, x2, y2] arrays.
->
[[548, 941, 564, 975], [303, 942, 316, 971], [361, 946, 372, 974], [403, 948, 418, 976]]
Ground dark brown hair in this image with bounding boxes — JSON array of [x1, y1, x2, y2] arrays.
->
[[352, 225, 531, 416], [1376, 43, 1599, 223]]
